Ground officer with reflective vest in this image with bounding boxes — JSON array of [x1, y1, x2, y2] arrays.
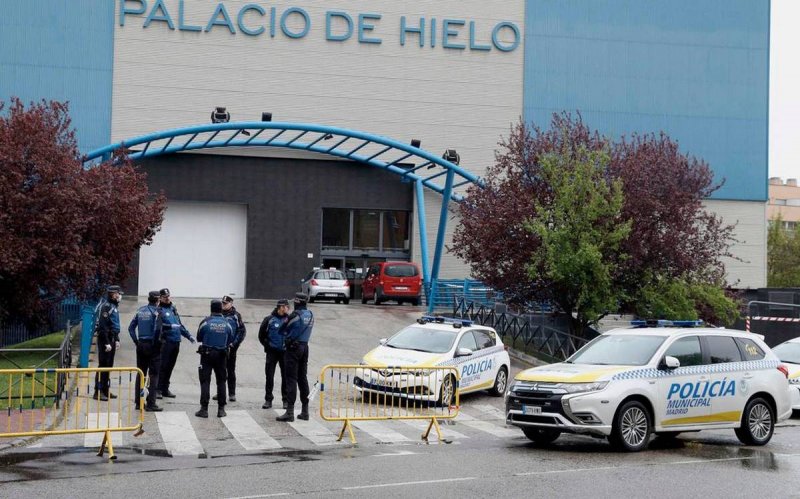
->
[[276, 293, 314, 422], [94, 285, 122, 401], [128, 291, 162, 412], [220, 295, 246, 402], [258, 299, 290, 409], [196, 300, 235, 418], [156, 288, 195, 399]]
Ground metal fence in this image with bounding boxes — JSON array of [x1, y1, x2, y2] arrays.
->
[[427, 279, 502, 309], [0, 300, 82, 348], [452, 297, 590, 362]]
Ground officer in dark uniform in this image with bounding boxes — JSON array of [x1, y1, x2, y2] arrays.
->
[[156, 288, 195, 399], [94, 285, 122, 401], [128, 291, 163, 412], [258, 299, 290, 409], [196, 300, 235, 418], [220, 295, 246, 402], [276, 293, 314, 422]]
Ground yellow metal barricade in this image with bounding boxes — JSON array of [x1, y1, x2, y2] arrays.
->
[[0, 367, 146, 460], [319, 365, 460, 444]]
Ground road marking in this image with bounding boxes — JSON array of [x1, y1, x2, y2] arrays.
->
[[155, 411, 204, 456], [455, 412, 519, 438], [372, 450, 419, 457], [471, 404, 508, 421], [398, 419, 470, 440], [225, 494, 291, 499], [223, 410, 282, 450], [343, 477, 476, 490], [84, 412, 122, 448], [271, 409, 343, 446], [351, 420, 414, 443]]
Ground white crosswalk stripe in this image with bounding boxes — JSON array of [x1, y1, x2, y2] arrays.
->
[[222, 410, 282, 450], [351, 420, 414, 443], [455, 411, 519, 438], [155, 411, 204, 456], [271, 410, 344, 446], [84, 412, 123, 448], [471, 404, 509, 421], [399, 418, 470, 440]]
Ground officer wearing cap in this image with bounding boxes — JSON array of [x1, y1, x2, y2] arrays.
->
[[94, 285, 122, 401], [156, 288, 195, 399], [276, 293, 314, 422], [258, 299, 290, 409], [128, 291, 162, 411], [196, 300, 235, 418], [220, 295, 246, 402]]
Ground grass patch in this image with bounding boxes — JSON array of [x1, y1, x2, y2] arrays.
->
[[1, 332, 66, 409]]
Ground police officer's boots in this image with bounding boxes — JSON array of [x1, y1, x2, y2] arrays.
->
[[276, 408, 294, 422], [195, 406, 209, 418], [298, 403, 310, 421]]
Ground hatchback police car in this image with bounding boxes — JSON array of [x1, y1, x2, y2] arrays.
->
[[771, 336, 800, 414], [356, 316, 511, 406], [506, 321, 793, 452]]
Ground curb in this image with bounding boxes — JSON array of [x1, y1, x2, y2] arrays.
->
[[508, 348, 548, 368]]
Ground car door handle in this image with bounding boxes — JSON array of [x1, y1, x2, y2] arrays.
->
[[698, 376, 708, 381], [743, 372, 753, 379]]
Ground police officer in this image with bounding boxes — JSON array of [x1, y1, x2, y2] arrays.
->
[[220, 295, 246, 402], [196, 300, 235, 418], [276, 293, 314, 422], [258, 299, 290, 409], [128, 291, 162, 412], [94, 285, 122, 401], [156, 288, 195, 399]]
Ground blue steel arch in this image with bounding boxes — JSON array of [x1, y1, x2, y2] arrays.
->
[[83, 121, 482, 313]]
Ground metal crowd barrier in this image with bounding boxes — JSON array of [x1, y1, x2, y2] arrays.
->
[[1, 367, 146, 460], [319, 365, 460, 444]]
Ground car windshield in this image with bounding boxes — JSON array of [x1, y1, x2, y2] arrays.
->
[[316, 271, 345, 280], [385, 326, 457, 353], [567, 334, 667, 366], [384, 265, 417, 277], [772, 342, 800, 364]]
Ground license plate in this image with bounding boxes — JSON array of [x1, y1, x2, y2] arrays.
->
[[522, 405, 542, 416], [395, 286, 409, 291]]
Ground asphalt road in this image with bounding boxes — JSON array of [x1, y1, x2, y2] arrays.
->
[[1, 298, 799, 498]]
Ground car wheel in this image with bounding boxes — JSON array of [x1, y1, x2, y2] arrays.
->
[[609, 400, 652, 452], [335, 299, 341, 304], [343, 298, 350, 305], [438, 374, 456, 407], [735, 397, 774, 446], [373, 288, 383, 306], [308, 296, 316, 303], [522, 427, 561, 445], [361, 293, 367, 304], [488, 367, 508, 397], [411, 298, 420, 307]]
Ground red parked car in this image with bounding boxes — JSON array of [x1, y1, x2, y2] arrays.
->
[[361, 262, 422, 306]]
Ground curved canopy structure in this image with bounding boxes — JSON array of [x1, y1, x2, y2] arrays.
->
[[83, 121, 482, 314]]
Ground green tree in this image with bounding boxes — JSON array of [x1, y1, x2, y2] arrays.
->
[[767, 214, 800, 287], [526, 145, 631, 334], [634, 276, 740, 327]]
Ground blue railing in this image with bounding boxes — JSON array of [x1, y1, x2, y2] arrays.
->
[[0, 299, 82, 348], [426, 279, 501, 310]]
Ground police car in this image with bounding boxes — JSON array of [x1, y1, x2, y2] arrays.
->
[[771, 336, 800, 414], [506, 321, 794, 451], [355, 316, 511, 406]]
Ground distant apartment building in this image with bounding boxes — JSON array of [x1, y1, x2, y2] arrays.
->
[[768, 177, 800, 231]]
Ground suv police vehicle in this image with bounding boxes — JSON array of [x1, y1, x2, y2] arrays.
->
[[506, 321, 793, 452], [356, 316, 511, 406]]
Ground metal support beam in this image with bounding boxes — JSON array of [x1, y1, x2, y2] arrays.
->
[[79, 303, 96, 368], [415, 179, 431, 287], [427, 169, 455, 313]]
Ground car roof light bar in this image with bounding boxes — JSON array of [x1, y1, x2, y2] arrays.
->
[[418, 315, 473, 327], [630, 319, 704, 328]]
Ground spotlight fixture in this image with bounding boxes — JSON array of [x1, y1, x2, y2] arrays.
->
[[211, 107, 230, 123], [410, 139, 422, 148], [442, 149, 460, 165], [261, 112, 273, 122]]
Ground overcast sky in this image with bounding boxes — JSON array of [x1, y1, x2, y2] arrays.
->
[[770, 0, 799, 180]]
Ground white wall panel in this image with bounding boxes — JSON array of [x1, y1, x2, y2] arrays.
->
[[703, 200, 767, 289]]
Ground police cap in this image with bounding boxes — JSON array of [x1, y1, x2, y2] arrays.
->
[[147, 290, 160, 300], [210, 299, 223, 314], [294, 292, 309, 304], [222, 295, 234, 304], [277, 299, 290, 307], [159, 288, 170, 297], [107, 285, 123, 295]]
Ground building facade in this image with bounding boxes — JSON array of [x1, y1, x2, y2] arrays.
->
[[0, 0, 770, 297], [768, 177, 800, 230]]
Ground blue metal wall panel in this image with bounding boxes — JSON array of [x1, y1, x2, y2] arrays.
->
[[0, 0, 115, 153], [524, 0, 769, 201]]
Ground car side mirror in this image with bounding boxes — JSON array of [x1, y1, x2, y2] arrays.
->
[[455, 348, 473, 358], [660, 355, 680, 370], [379, 338, 388, 345]]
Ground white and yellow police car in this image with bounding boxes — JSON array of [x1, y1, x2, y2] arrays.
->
[[355, 316, 511, 406], [506, 320, 794, 451], [771, 336, 800, 414]]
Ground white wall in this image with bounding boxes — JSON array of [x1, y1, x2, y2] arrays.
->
[[703, 200, 767, 289], [138, 202, 248, 298], [112, 0, 526, 279]]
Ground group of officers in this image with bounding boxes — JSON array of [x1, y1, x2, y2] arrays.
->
[[95, 285, 315, 422]]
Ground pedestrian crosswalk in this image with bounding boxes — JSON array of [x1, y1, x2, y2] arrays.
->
[[30, 404, 521, 458]]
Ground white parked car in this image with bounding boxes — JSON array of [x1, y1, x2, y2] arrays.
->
[[355, 317, 512, 406], [771, 336, 800, 414], [300, 269, 350, 304], [506, 323, 794, 451]]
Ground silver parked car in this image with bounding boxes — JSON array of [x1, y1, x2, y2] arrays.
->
[[300, 269, 350, 304]]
